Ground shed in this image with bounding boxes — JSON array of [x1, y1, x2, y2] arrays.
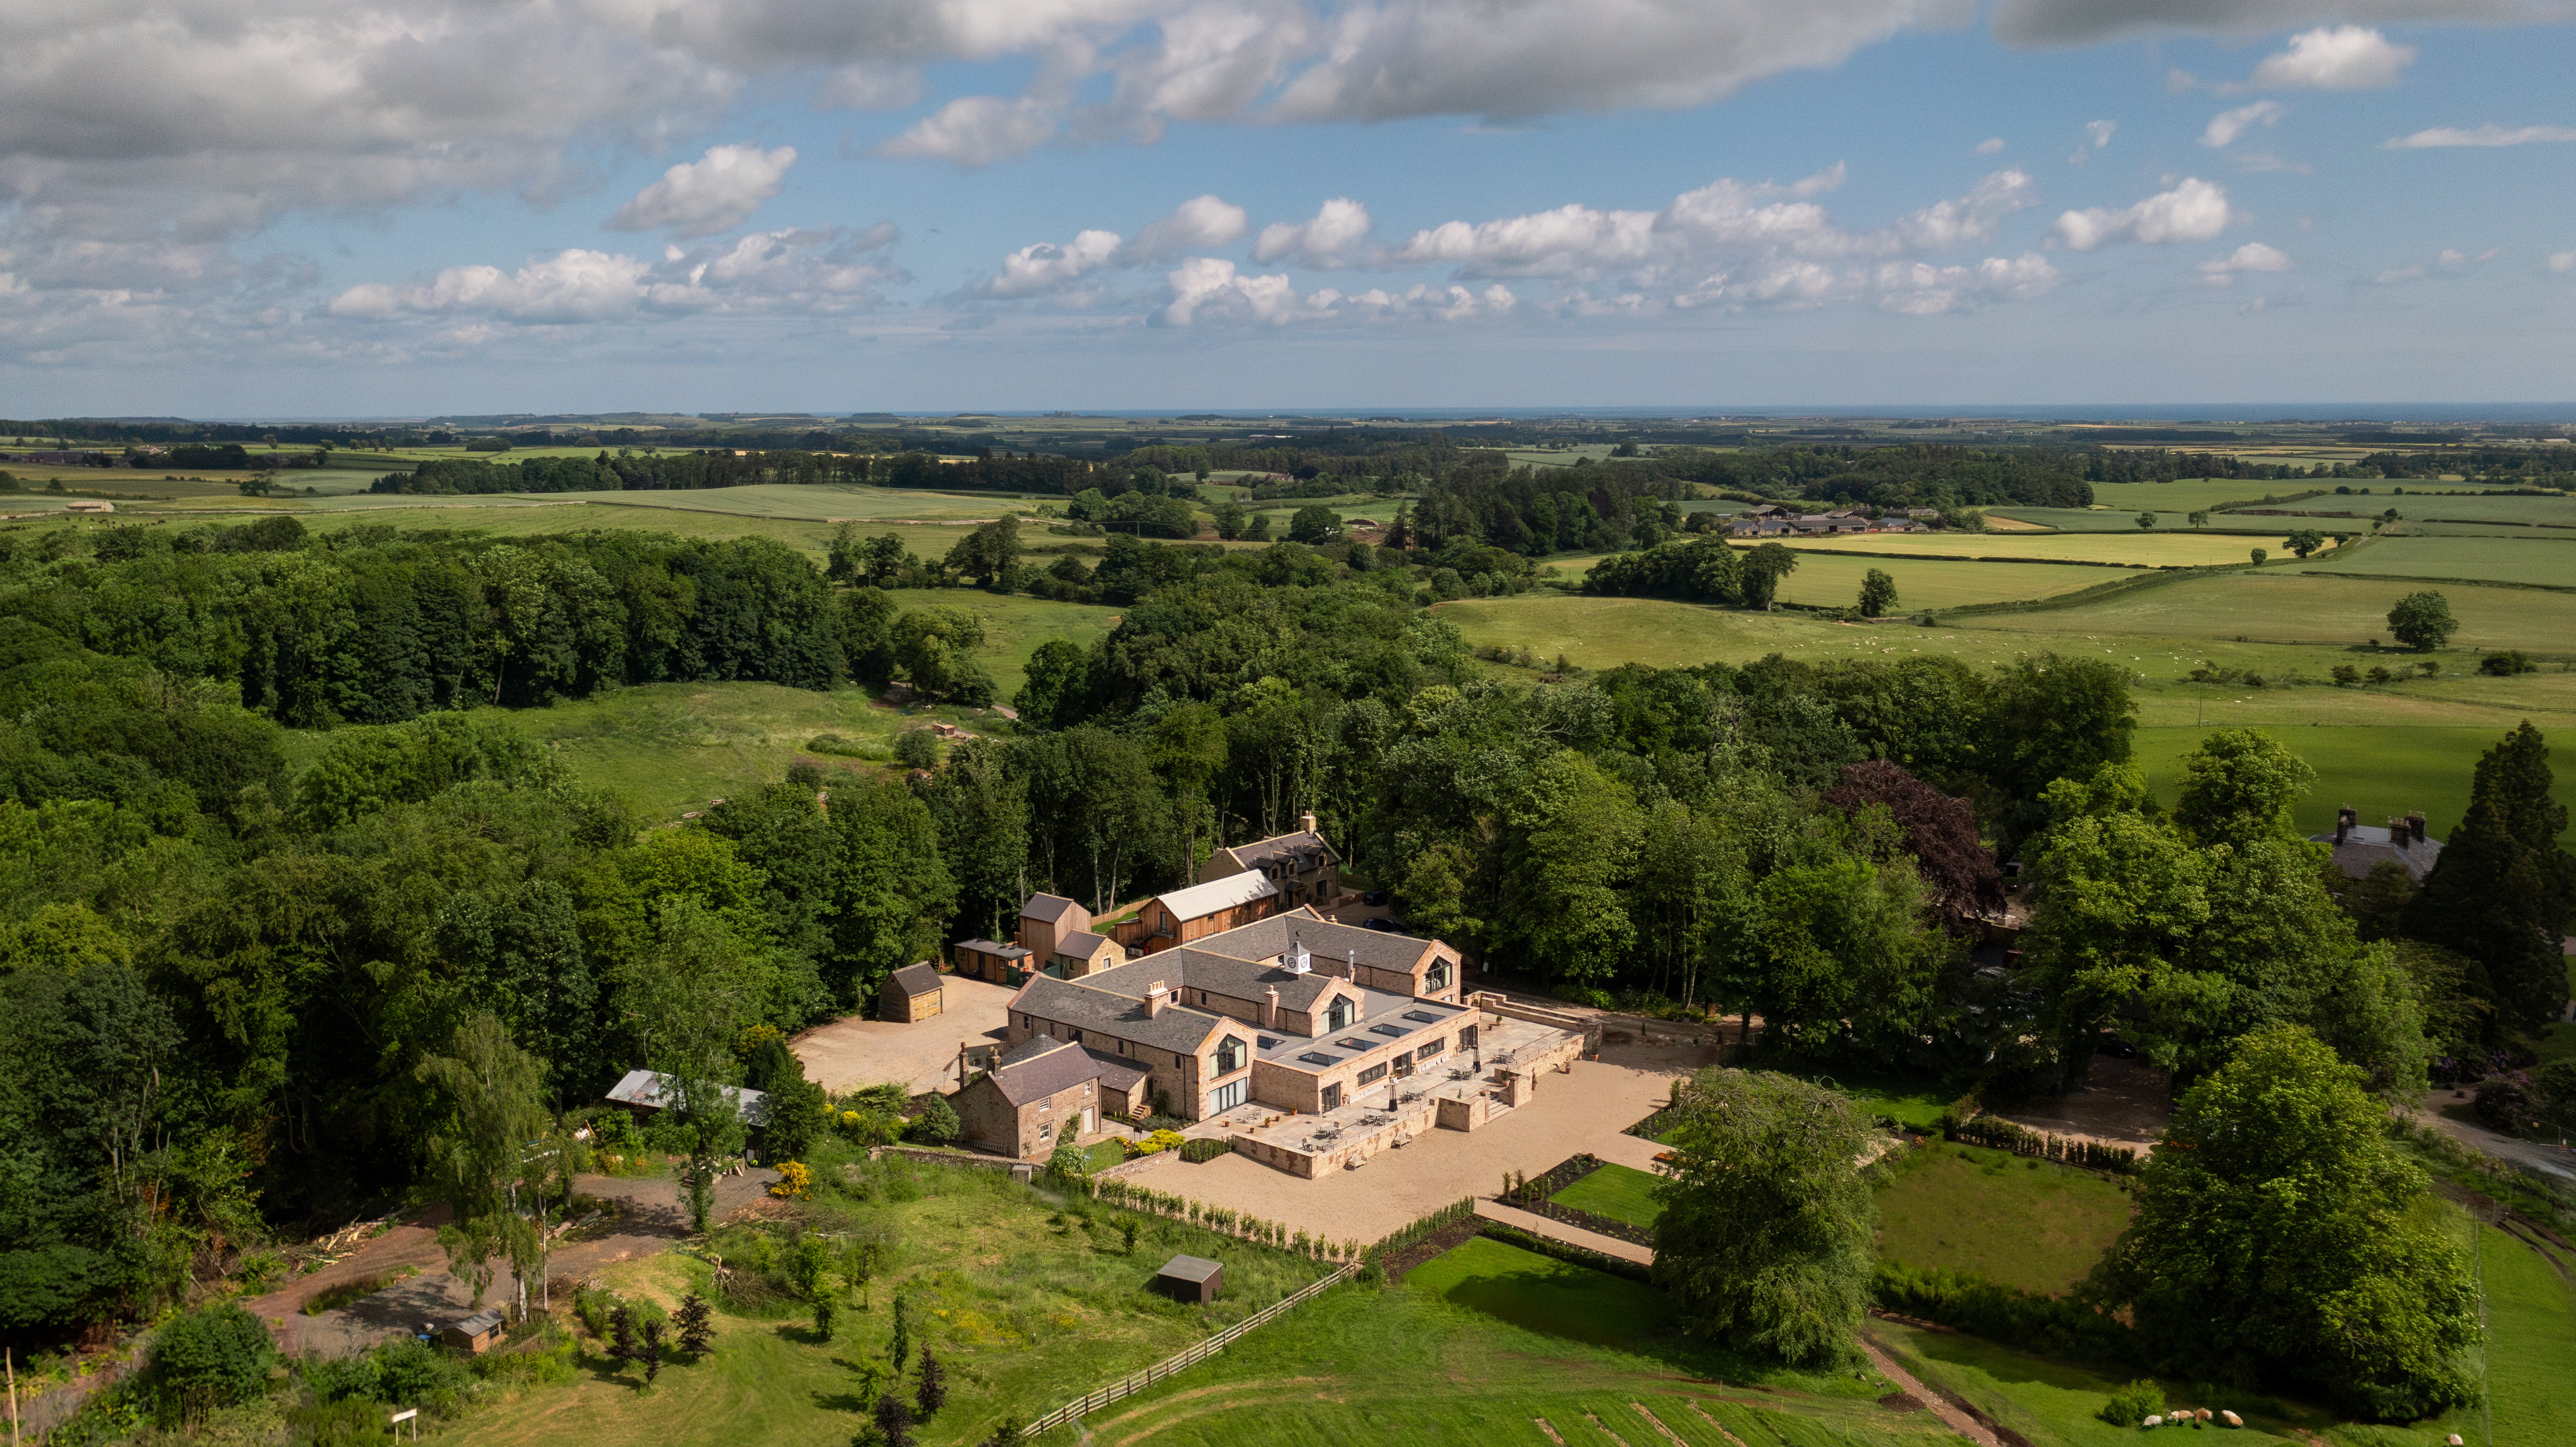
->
[[1153, 1254, 1224, 1304], [880, 961, 945, 1023], [440, 1307, 506, 1353]]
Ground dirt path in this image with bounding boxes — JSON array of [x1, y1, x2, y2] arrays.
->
[[1857, 1330, 2004, 1447], [2404, 1093, 2576, 1184]]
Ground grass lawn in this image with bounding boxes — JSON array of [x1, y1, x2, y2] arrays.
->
[[1794, 1065, 1953, 1130], [1095, 1236, 1943, 1445], [458, 1157, 1336, 1447], [1956, 568, 2576, 655], [1872, 1145, 2134, 1296], [1782, 530, 2292, 568], [875, 587, 1124, 702], [1549, 1162, 1665, 1231], [2134, 723, 2576, 842], [2469, 1218, 2576, 1447], [1870, 1318, 2333, 1446], [2290, 534, 2576, 590]]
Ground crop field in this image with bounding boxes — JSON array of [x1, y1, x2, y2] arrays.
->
[[2262, 492, 2576, 528], [1777, 552, 2118, 610], [1872, 1144, 2135, 1295], [1986, 507, 2289, 534], [524, 484, 1039, 521], [2289, 535, 2576, 589], [1783, 531, 2294, 567], [2084, 479, 2338, 514], [268, 500, 987, 565], [1959, 569, 2576, 654], [1095, 1235, 1944, 1446]]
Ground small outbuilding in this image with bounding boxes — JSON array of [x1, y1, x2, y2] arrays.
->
[[1153, 1254, 1224, 1304], [440, 1307, 506, 1353], [880, 961, 946, 1023]]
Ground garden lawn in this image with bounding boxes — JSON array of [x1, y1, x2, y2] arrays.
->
[[1872, 1145, 2134, 1296], [457, 1158, 1335, 1447], [1869, 1318, 2334, 1446], [1548, 1163, 1665, 1231], [2470, 1219, 2576, 1447], [1794, 1066, 1952, 1130], [1093, 1235, 1945, 1446]]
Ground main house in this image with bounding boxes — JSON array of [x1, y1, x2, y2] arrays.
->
[[1197, 812, 1343, 910], [1004, 909, 1481, 1121]]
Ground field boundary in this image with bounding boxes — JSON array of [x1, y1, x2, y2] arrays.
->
[[2293, 568, 2576, 597], [1025, 1260, 1359, 1434], [1777, 545, 2164, 571]]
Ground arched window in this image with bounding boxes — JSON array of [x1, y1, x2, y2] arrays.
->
[[1327, 996, 1354, 1033], [1215, 1036, 1246, 1076]]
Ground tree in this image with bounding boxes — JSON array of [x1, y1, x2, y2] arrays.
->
[[2250, 547, 2268, 564], [2171, 727, 2312, 849], [1819, 760, 2002, 924], [1856, 568, 1897, 618], [915, 1347, 947, 1418], [2405, 722, 2576, 1031], [1211, 501, 1246, 540], [675, 1291, 714, 1355], [2285, 528, 2326, 558], [888, 1289, 914, 1369], [1652, 1069, 1873, 1367], [2188, 509, 2210, 527], [2095, 1026, 2476, 1419], [1740, 542, 1798, 611], [147, 1301, 276, 1426], [1288, 503, 1339, 543], [893, 729, 940, 771], [875, 1394, 919, 1447], [639, 1317, 666, 1387], [892, 608, 992, 703], [2385, 591, 2457, 652], [908, 1094, 961, 1145], [414, 1012, 550, 1307], [1013, 638, 1092, 729], [2135, 511, 2156, 529]]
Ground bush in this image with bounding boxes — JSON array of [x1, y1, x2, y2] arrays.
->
[[907, 1094, 961, 1146], [1179, 1137, 1231, 1163], [2474, 1076, 2535, 1134], [2099, 1382, 2163, 1428], [149, 1301, 277, 1424], [1871, 1261, 2134, 1367], [2480, 650, 2536, 676], [893, 729, 941, 771]]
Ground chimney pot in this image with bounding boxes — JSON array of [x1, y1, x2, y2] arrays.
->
[[1263, 984, 1280, 1030], [1300, 809, 1318, 837], [1145, 981, 1169, 1017]]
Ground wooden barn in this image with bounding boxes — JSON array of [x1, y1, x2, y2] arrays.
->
[[879, 961, 945, 1023]]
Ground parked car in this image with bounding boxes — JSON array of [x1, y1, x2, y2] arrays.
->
[[1360, 917, 1400, 933], [1361, 889, 1389, 906]]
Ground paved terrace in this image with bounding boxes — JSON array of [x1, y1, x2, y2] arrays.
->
[[1228, 1013, 1576, 1174]]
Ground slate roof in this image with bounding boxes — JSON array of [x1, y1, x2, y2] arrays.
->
[[888, 962, 942, 997], [2308, 823, 2445, 883], [1022, 893, 1084, 924], [1149, 870, 1280, 923], [985, 1036, 1104, 1107], [1216, 829, 1341, 870], [1083, 1048, 1153, 1092], [1157, 1254, 1223, 1283], [1191, 912, 1440, 977], [605, 1069, 771, 1126], [1055, 933, 1123, 961], [957, 938, 1033, 961], [1082, 951, 1349, 1013], [1013, 974, 1228, 1054]]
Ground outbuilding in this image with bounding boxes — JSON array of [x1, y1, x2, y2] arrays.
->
[[1153, 1254, 1223, 1304], [439, 1307, 506, 1353], [879, 961, 946, 1023]]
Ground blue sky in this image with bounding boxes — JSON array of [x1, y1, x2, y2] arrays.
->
[[5, 0, 2574, 415]]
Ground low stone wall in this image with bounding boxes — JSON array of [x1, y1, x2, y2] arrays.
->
[[867, 1144, 1034, 1182]]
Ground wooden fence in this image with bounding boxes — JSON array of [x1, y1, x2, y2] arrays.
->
[[1025, 1261, 1360, 1435]]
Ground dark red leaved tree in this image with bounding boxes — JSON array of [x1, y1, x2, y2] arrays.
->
[[1821, 759, 2004, 927]]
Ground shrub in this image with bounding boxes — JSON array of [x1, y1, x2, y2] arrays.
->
[[2480, 650, 2536, 676], [907, 1094, 961, 1146], [2475, 1076, 2535, 1134], [770, 1161, 815, 1199], [2331, 665, 2359, 687], [148, 1302, 277, 1424], [2100, 1382, 2163, 1428], [893, 729, 941, 771], [1179, 1137, 1231, 1163]]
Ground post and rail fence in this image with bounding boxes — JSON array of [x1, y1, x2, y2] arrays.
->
[[1023, 1260, 1361, 1435]]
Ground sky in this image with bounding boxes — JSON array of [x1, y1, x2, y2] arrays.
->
[[6, 0, 2576, 416]]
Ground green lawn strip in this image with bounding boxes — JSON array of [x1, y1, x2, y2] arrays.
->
[[1082, 1139, 1130, 1173], [1866, 1319, 2331, 1447], [1092, 1237, 1904, 1445], [461, 1159, 1333, 1447], [1549, 1162, 1666, 1231], [2471, 1219, 2576, 1447], [1871, 1146, 2133, 1296]]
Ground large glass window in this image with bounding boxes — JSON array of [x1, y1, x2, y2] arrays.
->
[[1215, 1036, 1246, 1075], [1320, 1083, 1343, 1111], [1327, 997, 1354, 1032], [1357, 1063, 1388, 1086], [1209, 1078, 1247, 1112]]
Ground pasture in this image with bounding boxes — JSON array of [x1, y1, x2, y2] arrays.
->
[[2263, 491, 2576, 528], [1987, 506, 2293, 534], [2083, 479, 2337, 514], [1960, 569, 2576, 654], [1871, 1144, 2134, 1296]]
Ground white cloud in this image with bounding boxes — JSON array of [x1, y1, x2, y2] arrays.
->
[[976, 229, 1124, 299], [2551, 250, 2576, 272], [327, 227, 901, 325], [1395, 203, 1662, 277], [1975, 137, 2007, 155], [1897, 170, 2039, 248], [2054, 178, 2232, 249], [1994, 0, 2530, 47], [2198, 240, 2291, 283], [1335, 282, 1521, 320], [1872, 253, 2063, 313], [817, 64, 926, 112], [2385, 123, 2576, 148], [2202, 101, 2286, 148], [1252, 199, 1374, 268], [606, 144, 797, 238], [1157, 258, 1331, 325], [2069, 118, 2117, 163], [2370, 246, 2484, 284], [2249, 26, 2416, 89], [876, 96, 1059, 167], [1119, 195, 1250, 263]]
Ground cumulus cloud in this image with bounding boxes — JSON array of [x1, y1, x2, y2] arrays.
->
[[1157, 258, 1332, 325], [2202, 101, 2286, 148], [606, 144, 797, 237], [1897, 170, 2040, 248], [2249, 25, 2416, 88], [1120, 195, 1251, 263], [1994, 0, 2528, 47], [1252, 199, 1374, 267], [2069, 118, 2117, 163], [1976, 137, 2008, 155], [2369, 246, 2494, 283], [2054, 178, 2232, 249], [971, 195, 1249, 298], [2198, 240, 2291, 283], [327, 226, 901, 325], [876, 96, 1059, 166], [1871, 253, 2063, 313], [2385, 123, 2576, 148], [976, 230, 1124, 299]]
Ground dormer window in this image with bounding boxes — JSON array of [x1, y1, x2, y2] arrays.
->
[[1327, 996, 1354, 1033], [1425, 960, 1450, 993]]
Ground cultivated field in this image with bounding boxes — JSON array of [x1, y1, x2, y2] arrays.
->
[[1963, 569, 2576, 651], [2083, 479, 2341, 514], [2263, 492, 2576, 528], [1783, 531, 2296, 567], [1987, 506, 2290, 534], [2289, 535, 2576, 589]]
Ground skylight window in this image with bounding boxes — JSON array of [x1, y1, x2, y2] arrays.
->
[[1298, 1052, 1337, 1067], [1402, 1009, 1441, 1023], [1369, 1023, 1406, 1038]]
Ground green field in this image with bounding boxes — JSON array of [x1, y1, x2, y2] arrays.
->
[[2473, 1220, 2576, 1447], [2085, 480, 2342, 514], [1958, 569, 2576, 654], [1873, 1145, 2135, 1296], [1786, 531, 2294, 567], [1989, 507, 2298, 534], [1776, 552, 2118, 610], [1871, 1319, 2331, 1446], [1549, 1162, 1665, 1230], [1093, 1236, 1941, 1445], [2289, 535, 2576, 589], [2136, 724, 2576, 841], [2261, 492, 2576, 528]]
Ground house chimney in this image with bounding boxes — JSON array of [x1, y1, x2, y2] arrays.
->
[[1145, 981, 1169, 1018], [1300, 809, 1318, 837], [2335, 805, 2356, 846], [2407, 811, 2427, 845], [1346, 948, 1357, 979], [1264, 984, 1280, 1030]]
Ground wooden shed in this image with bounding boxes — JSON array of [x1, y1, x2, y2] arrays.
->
[[440, 1307, 506, 1353], [880, 961, 945, 1023], [1153, 1254, 1224, 1304]]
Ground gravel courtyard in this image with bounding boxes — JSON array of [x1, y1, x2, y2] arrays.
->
[[791, 973, 1019, 1096]]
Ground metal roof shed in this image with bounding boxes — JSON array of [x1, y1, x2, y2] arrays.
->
[[1153, 1254, 1224, 1304]]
